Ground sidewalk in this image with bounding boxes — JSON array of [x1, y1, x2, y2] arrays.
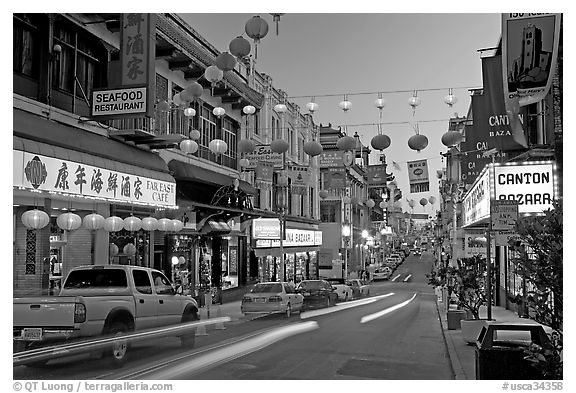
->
[[437, 301, 550, 380]]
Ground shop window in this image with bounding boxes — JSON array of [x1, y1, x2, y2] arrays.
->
[[13, 13, 42, 79]]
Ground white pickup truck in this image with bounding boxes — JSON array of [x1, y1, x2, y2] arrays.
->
[[13, 264, 199, 367]]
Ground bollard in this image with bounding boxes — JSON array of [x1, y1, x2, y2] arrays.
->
[[214, 304, 226, 330]]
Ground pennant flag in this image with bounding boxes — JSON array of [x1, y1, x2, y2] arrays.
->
[[392, 161, 401, 171]]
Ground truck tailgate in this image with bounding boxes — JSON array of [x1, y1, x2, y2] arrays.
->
[[13, 297, 79, 327]]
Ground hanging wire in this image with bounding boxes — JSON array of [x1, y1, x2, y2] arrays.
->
[[285, 85, 477, 100]]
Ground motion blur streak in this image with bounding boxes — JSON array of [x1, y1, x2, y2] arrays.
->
[[360, 293, 418, 324], [13, 317, 231, 367], [403, 274, 413, 282], [300, 293, 395, 319], [142, 321, 319, 379]]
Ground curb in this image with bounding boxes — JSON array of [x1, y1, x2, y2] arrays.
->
[[435, 299, 468, 380]]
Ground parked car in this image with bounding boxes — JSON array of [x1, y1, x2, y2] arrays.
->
[[346, 279, 370, 298], [324, 278, 353, 301], [372, 267, 393, 281], [241, 282, 303, 317], [13, 265, 199, 367], [296, 280, 339, 309]]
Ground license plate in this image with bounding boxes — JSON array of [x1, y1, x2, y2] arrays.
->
[[22, 328, 43, 341], [254, 298, 266, 303]]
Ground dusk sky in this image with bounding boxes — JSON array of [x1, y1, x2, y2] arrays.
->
[[180, 12, 503, 214]]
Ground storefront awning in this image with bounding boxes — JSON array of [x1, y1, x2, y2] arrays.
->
[[201, 220, 231, 235], [168, 159, 256, 195]]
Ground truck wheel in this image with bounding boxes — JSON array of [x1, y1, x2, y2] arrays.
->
[[180, 311, 199, 348], [107, 322, 130, 368]]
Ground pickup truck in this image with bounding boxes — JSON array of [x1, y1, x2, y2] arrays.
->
[[13, 264, 199, 367]]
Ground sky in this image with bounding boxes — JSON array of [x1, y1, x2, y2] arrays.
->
[[179, 12, 503, 215]]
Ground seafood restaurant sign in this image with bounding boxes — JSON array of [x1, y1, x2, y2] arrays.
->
[[13, 150, 176, 208]]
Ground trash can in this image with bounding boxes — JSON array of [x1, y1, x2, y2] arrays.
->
[[475, 323, 551, 380], [447, 310, 467, 330]]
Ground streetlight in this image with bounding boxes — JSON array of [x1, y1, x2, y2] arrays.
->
[[275, 174, 289, 282], [342, 223, 351, 279]]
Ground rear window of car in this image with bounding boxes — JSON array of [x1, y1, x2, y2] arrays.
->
[[251, 283, 282, 293], [297, 281, 322, 290], [64, 269, 127, 289]]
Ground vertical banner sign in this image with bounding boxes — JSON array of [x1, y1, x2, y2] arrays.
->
[[229, 246, 238, 275], [120, 13, 156, 117], [407, 159, 429, 193], [366, 165, 387, 186]]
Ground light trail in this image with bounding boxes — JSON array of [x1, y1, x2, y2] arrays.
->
[[360, 293, 418, 324], [391, 274, 401, 282], [300, 293, 395, 319], [403, 274, 412, 282]]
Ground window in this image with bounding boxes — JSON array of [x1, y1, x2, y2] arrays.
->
[[320, 201, 338, 223], [222, 117, 237, 161], [13, 14, 41, 79], [133, 269, 152, 294], [64, 269, 128, 289], [151, 271, 174, 295], [253, 113, 259, 135]]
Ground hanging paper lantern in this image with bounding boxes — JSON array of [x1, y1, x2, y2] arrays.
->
[[370, 134, 391, 151], [419, 198, 429, 207], [109, 243, 119, 256], [204, 65, 223, 85], [443, 88, 458, 107], [124, 216, 142, 232], [21, 209, 50, 230], [239, 158, 251, 168], [441, 131, 463, 147], [242, 105, 256, 115], [238, 139, 257, 154], [408, 91, 421, 114], [171, 219, 184, 232], [180, 139, 199, 154], [213, 107, 226, 118], [209, 139, 228, 154], [182, 82, 203, 101], [409, 199, 416, 208], [104, 216, 124, 232], [319, 190, 329, 199], [157, 218, 172, 232], [270, 139, 289, 154], [338, 99, 352, 112], [342, 196, 351, 204], [189, 129, 201, 141], [366, 199, 375, 208], [428, 196, 436, 205], [57, 212, 82, 231], [306, 101, 319, 114], [141, 217, 158, 231], [184, 107, 196, 117], [303, 141, 323, 157], [379, 201, 387, 209], [172, 92, 183, 106], [408, 134, 429, 152], [229, 35, 251, 59], [374, 97, 387, 111], [245, 15, 269, 57], [83, 213, 105, 231], [270, 13, 285, 35], [274, 103, 287, 114], [336, 135, 356, 151], [157, 100, 170, 112], [123, 243, 136, 256], [215, 51, 237, 72]]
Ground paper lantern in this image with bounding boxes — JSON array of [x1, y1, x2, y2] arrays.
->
[[157, 100, 170, 112], [319, 190, 329, 199], [189, 129, 201, 140], [184, 107, 196, 117], [172, 93, 183, 106], [408, 92, 421, 112], [238, 139, 256, 154], [379, 201, 387, 209], [181, 82, 203, 101], [338, 100, 352, 112], [270, 139, 289, 154], [419, 198, 429, 207], [204, 65, 223, 85], [229, 35, 251, 59], [21, 209, 50, 230], [409, 199, 416, 208], [209, 139, 228, 154], [428, 196, 436, 205], [180, 139, 199, 154], [212, 107, 226, 118], [242, 105, 256, 115], [366, 199, 375, 208], [303, 141, 323, 157], [123, 243, 136, 256], [374, 97, 386, 110], [124, 216, 142, 232], [171, 219, 184, 232], [371, 134, 391, 151], [245, 15, 269, 44], [441, 131, 463, 147], [274, 103, 287, 114], [306, 101, 319, 114], [141, 217, 158, 231], [408, 134, 429, 152], [109, 243, 119, 256], [239, 158, 250, 168], [215, 51, 237, 72], [443, 89, 458, 107], [336, 136, 356, 151], [104, 216, 124, 232], [57, 212, 82, 231], [83, 213, 105, 231], [157, 218, 172, 232]]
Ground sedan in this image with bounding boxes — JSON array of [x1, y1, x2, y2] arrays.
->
[[372, 267, 393, 281], [324, 278, 353, 301], [241, 282, 303, 317], [346, 279, 370, 298], [296, 280, 339, 309]]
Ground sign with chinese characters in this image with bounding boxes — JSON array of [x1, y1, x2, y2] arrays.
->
[[463, 168, 491, 226], [490, 199, 519, 231], [287, 165, 310, 195], [493, 162, 555, 214], [92, 87, 147, 117], [407, 159, 430, 193], [244, 145, 284, 168], [319, 151, 344, 168], [228, 246, 238, 275], [13, 150, 176, 207]]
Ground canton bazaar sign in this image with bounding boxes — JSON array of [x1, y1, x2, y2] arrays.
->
[[13, 150, 176, 207], [254, 228, 323, 248]]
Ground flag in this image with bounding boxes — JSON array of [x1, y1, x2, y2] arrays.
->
[[392, 161, 401, 171]]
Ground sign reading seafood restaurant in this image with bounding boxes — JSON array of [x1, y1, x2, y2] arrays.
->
[[13, 150, 176, 207]]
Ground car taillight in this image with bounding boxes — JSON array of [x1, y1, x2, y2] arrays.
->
[[74, 303, 86, 323], [242, 296, 252, 302], [268, 296, 282, 302]]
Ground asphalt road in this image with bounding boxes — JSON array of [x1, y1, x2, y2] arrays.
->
[[14, 252, 453, 380]]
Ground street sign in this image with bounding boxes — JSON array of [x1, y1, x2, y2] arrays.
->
[[490, 200, 519, 231], [495, 230, 516, 246]]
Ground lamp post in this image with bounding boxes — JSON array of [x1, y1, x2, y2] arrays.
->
[[275, 174, 289, 282], [342, 223, 351, 279]]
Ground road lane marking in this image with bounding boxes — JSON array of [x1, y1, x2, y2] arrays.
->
[[360, 293, 418, 324], [391, 274, 401, 281], [403, 274, 412, 282], [300, 293, 395, 319], [140, 321, 319, 379]]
